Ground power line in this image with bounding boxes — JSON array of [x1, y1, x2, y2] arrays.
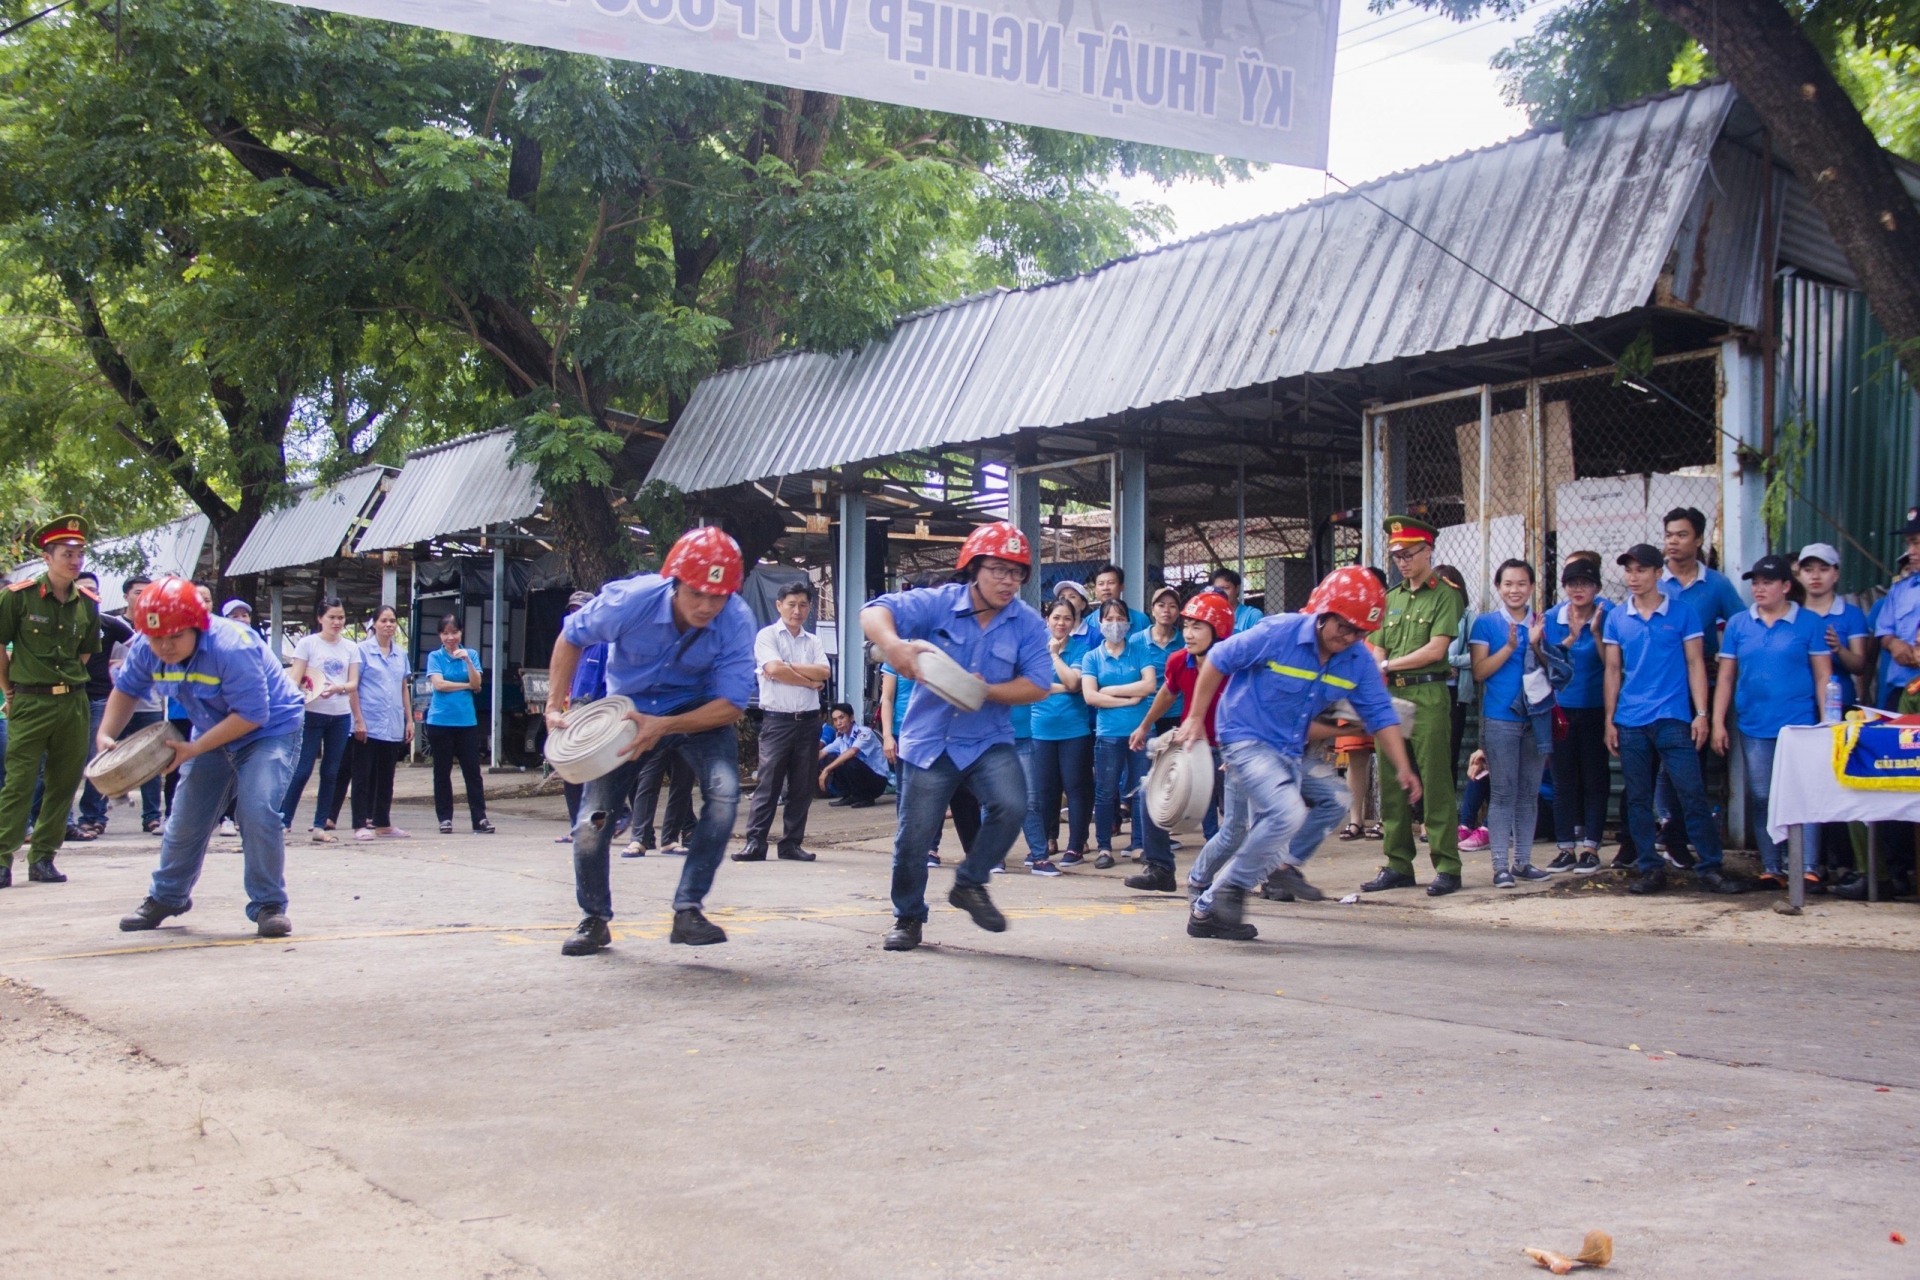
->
[[1338, 8, 1447, 53], [1337, 9, 1528, 75]]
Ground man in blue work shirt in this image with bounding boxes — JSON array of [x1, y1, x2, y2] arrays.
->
[[1210, 567, 1267, 637], [818, 702, 890, 807], [1076, 562, 1150, 646], [1873, 508, 1920, 713], [100, 577, 307, 937], [1655, 506, 1746, 864], [544, 527, 757, 955], [862, 521, 1053, 951], [1175, 567, 1419, 940], [1605, 543, 1746, 896]]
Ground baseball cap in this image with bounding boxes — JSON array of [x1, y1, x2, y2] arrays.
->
[[1742, 554, 1795, 582], [1796, 542, 1841, 568], [219, 598, 251, 618], [1615, 543, 1662, 569], [566, 589, 595, 612], [1561, 560, 1601, 586]]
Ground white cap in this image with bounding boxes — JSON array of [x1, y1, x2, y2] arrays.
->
[[1796, 543, 1842, 568]]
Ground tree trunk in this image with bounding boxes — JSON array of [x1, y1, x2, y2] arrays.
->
[[550, 477, 626, 591], [721, 89, 842, 368], [1652, 0, 1920, 384]]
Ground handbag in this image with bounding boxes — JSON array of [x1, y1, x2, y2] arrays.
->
[[1551, 704, 1570, 742]]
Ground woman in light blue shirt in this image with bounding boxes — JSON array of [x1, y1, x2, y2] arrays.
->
[[1027, 596, 1093, 873], [349, 604, 413, 839], [1469, 560, 1552, 887], [426, 613, 493, 835], [1080, 598, 1158, 868]]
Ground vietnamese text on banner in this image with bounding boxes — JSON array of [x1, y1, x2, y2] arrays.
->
[[273, 0, 1339, 167]]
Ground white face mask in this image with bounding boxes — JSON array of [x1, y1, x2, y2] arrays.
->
[[1101, 619, 1131, 644]]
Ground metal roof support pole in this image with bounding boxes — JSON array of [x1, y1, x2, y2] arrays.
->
[[490, 534, 505, 770], [381, 564, 397, 610], [1009, 433, 1042, 612], [1361, 411, 1378, 568], [269, 583, 284, 660], [837, 487, 867, 722], [1478, 385, 1492, 613], [1116, 447, 1148, 608], [1236, 462, 1246, 580], [1720, 339, 1768, 851]]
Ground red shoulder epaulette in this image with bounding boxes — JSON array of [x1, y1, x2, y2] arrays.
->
[[76, 583, 99, 602], [6, 578, 36, 592]]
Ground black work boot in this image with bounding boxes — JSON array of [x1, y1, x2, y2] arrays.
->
[[883, 918, 923, 950], [256, 907, 292, 938], [670, 908, 728, 946], [28, 857, 67, 883], [119, 897, 190, 931], [1425, 872, 1462, 896], [1124, 863, 1177, 892], [1187, 911, 1258, 941], [1627, 865, 1668, 895], [1361, 867, 1417, 892], [560, 916, 612, 955], [1210, 884, 1249, 927], [1267, 863, 1324, 902], [1695, 867, 1750, 895], [947, 883, 1006, 932]]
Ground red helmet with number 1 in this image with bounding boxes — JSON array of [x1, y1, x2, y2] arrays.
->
[[1180, 589, 1235, 641], [132, 576, 211, 638], [956, 521, 1032, 573], [1304, 566, 1387, 633], [662, 526, 744, 595]]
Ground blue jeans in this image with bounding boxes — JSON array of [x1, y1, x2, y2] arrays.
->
[[281, 711, 347, 829], [1014, 739, 1047, 860], [1619, 719, 1722, 874], [1092, 735, 1147, 852], [74, 698, 111, 827], [1028, 736, 1093, 855], [1482, 717, 1547, 872], [889, 745, 1024, 922], [148, 731, 298, 921], [1193, 742, 1340, 912], [1656, 743, 1722, 855], [1189, 749, 1349, 891], [572, 724, 740, 917], [1741, 734, 1784, 875]]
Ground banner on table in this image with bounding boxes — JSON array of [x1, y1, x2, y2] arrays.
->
[[1831, 721, 1920, 791], [274, 0, 1339, 166]]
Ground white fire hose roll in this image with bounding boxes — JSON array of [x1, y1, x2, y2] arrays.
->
[[912, 648, 988, 713], [85, 719, 184, 795], [545, 695, 640, 784], [1317, 696, 1418, 736], [1144, 732, 1215, 832]]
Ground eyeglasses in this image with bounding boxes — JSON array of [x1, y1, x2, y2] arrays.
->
[[1387, 545, 1425, 561], [976, 563, 1026, 583]]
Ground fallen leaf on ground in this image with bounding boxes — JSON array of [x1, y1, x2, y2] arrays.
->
[[1893, 1232, 1907, 1245], [1522, 1230, 1613, 1272]]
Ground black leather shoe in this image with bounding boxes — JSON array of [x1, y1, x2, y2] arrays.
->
[[1830, 874, 1877, 901], [883, 918, 923, 950], [1187, 911, 1258, 941], [560, 916, 612, 955], [1124, 863, 1177, 892], [1695, 867, 1750, 895], [1361, 867, 1417, 892], [120, 897, 190, 931], [947, 883, 1006, 932], [670, 908, 728, 945], [777, 849, 816, 862], [1093, 852, 1116, 869], [731, 846, 767, 861], [256, 907, 292, 938], [28, 857, 66, 883], [1627, 866, 1667, 895], [1425, 872, 1462, 897], [1268, 863, 1324, 902], [1210, 884, 1249, 926], [472, 818, 496, 834]]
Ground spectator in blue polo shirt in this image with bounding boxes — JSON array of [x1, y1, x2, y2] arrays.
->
[[1604, 543, 1747, 896], [1542, 558, 1612, 873], [1794, 544, 1869, 709], [1076, 563, 1150, 646], [1210, 567, 1267, 638], [1654, 506, 1744, 863], [1711, 554, 1832, 890], [1081, 598, 1160, 867], [1873, 510, 1920, 712]]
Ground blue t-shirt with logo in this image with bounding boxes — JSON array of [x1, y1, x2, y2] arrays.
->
[[1469, 609, 1540, 724], [1542, 599, 1613, 710], [1719, 604, 1826, 738], [1803, 597, 1869, 708], [1079, 638, 1159, 739], [1603, 595, 1703, 727]]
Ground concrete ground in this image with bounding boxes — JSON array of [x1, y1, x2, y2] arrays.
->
[[2, 787, 1917, 1279]]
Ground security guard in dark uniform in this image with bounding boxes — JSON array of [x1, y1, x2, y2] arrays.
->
[[1361, 515, 1466, 896], [0, 515, 99, 887]]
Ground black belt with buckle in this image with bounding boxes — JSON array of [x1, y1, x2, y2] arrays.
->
[[761, 709, 821, 720], [1386, 672, 1447, 689], [11, 683, 78, 696]]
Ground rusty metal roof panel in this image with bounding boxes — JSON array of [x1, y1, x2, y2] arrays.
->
[[225, 466, 392, 577], [356, 430, 543, 551]]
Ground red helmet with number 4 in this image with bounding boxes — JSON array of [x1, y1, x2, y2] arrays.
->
[[956, 521, 1032, 574], [1179, 589, 1235, 641], [132, 576, 210, 638], [662, 526, 744, 595], [1303, 566, 1386, 632]]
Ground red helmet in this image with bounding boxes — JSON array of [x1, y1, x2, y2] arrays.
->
[[132, 576, 210, 638], [662, 526, 743, 595], [1303, 566, 1387, 632], [1180, 589, 1235, 641], [957, 521, 1032, 573]]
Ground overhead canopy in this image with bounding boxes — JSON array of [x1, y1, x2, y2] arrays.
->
[[357, 430, 543, 552], [226, 466, 393, 577], [651, 83, 1750, 495]]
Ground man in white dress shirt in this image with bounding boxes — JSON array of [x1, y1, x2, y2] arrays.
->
[[734, 580, 830, 863]]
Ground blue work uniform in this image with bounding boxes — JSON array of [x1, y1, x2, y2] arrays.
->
[[1469, 609, 1540, 723], [1659, 563, 1744, 661], [114, 617, 306, 745], [1207, 612, 1399, 756], [1603, 595, 1703, 727], [569, 641, 610, 704], [1872, 576, 1920, 708], [425, 647, 482, 727], [562, 573, 756, 713], [1133, 626, 1184, 720], [1719, 604, 1825, 738], [1029, 636, 1092, 740], [1080, 638, 1160, 739], [1800, 597, 1869, 708], [827, 724, 889, 777], [1233, 603, 1264, 636], [355, 638, 411, 743]]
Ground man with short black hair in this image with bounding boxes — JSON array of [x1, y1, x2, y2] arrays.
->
[[1654, 506, 1746, 866], [736, 580, 828, 862], [819, 702, 889, 807], [1209, 567, 1265, 637], [1079, 563, 1149, 643]]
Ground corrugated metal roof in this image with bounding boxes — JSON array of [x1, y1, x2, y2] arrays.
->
[[225, 466, 392, 576], [356, 430, 543, 551], [652, 83, 1738, 494]]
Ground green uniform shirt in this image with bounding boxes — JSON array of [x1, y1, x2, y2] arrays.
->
[[0, 575, 99, 688], [1379, 576, 1463, 675]]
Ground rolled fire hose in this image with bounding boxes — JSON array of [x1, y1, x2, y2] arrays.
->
[[85, 719, 184, 794], [1144, 732, 1214, 832], [912, 648, 988, 712], [545, 695, 639, 784]]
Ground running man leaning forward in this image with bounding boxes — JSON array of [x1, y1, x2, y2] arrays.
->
[[861, 522, 1053, 952]]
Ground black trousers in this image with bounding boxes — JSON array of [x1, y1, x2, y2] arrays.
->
[[632, 746, 696, 846], [328, 737, 355, 824], [827, 758, 889, 805], [428, 724, 487, 825], [743, 711, 821, 854], [351, 738, 405, 829]]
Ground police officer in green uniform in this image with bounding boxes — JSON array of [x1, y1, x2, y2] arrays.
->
[[0, 515, 99, 888], [1361, 515, 1467, 896]]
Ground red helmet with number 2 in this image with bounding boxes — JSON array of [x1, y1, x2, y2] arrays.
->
[[956, 521, 1032, 572], [662, 526, 744, 595], [1179, 589, 1235, 641], [1304, 566, 1387, 633], [132, 576, 211, 638]]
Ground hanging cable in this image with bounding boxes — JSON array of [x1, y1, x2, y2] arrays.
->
[[1, 0, 77, 38]]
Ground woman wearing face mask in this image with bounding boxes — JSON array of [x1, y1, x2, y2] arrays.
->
[[281, 596, 360, 843], [1079, 598, 1159, 869], [349, 605, 414, 840], [1469, 560, 1553, 886], [1025, 596, 1093, 874]]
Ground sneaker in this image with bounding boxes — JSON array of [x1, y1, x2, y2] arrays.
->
[[1575, 851, 1602, 874], [560, 916, 612, 955], [1187, 911, 1259, 941], [1493, 869, 1516, 888], [473, 818, 496, 834], [1547, 849, 1579, 872], [1093, 852, 1116, 870], [1609, 850, 1636, 869], [1267, 863, 1325, 902], [1124, 863, 1176, 892], [1513, 865, 1553, 882], [990, 862, 1006, 875], [120, 896, 189, 931], [217, 818, 238, 837], [256, 907, 292, 939], [1027, 859, 1062, 877], [1459, 827, 1490, 851], [1057, 851, 1086, 868], [670, 908, 728, 945], [947, 883, 1006, 932], [439, 820, 454, 834], [926, 852, 942, 868]]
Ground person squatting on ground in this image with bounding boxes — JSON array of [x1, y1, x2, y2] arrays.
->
[[818, 702, 890, 808], [1127, 588, 1237, 894], [736, 580, 829, 862], [106, 577, 307, 937], [544, 527, 757, 956], [0, 514, 99, 888], [861, 521, 1053, 952], [1179, 568, 1421, 941]]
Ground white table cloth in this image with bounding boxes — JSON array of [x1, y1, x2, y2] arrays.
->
[[1767, 723, 1920, 843]]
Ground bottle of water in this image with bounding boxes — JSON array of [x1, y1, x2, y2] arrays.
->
[[1824, 675, 1845, 725]]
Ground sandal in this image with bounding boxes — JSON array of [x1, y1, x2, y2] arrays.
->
[[1337, 823, 1364, 842], [143, 819, 163, 835], [1363, 823, 1383, 840]]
